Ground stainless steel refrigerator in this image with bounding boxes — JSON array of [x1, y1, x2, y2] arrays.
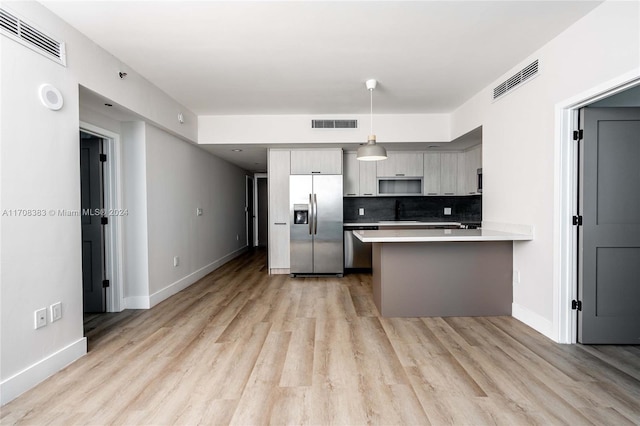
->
[[290, 174, 343, 277]]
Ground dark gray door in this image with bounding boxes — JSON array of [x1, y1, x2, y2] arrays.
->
[[579, 107, 640, 343], [80, 132, 106, 313]]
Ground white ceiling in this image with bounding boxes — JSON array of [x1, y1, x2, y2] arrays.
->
[[57, 1, 603, 171]]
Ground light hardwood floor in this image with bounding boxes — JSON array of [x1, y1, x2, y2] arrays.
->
[[2, 249, 639, 425]]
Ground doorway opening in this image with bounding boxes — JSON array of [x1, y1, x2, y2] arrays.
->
[[79, 123, 124, 321], [80, 131, 107, 313], [255, 174, 268, 248], [557, 73, 640, 344], [576, 104, 640, 344]]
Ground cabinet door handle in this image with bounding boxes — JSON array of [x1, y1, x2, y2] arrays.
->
[[311, 171, 321, 174], [363, 193, 373, 196], [427, 193, 438, 195], [395, 173, 405, 177], [468, 192, 476, 194], [444, 192, 454, 195], [346, 193, 357, 196], [274, 222, 287, 225]]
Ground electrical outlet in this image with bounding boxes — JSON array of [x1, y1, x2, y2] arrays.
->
[[35, 308, 47, 329], [513, 269, 521, 284], [50, 302, 62, 322], [359, 208, 365, 216], [174, 256, 179, 267], [444, 207, 452, 215], [196, 207, 203, 216]]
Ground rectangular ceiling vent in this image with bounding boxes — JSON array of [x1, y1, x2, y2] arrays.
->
[[493, 59, 538, 100], [312, 119, 358, 129], [0, 7, 66, 66]]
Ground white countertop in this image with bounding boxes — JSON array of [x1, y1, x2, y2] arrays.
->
[[353, 228, 533, 243], [344, 221, 462, 227]]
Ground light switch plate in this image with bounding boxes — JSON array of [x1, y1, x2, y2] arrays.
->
[[444, 207, 452, 215], [50, 302, 62, 322]]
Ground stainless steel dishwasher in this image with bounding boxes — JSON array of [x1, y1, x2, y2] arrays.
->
[[344, 225, 378, 271]]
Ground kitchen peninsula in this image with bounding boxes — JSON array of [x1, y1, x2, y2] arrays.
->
[[353, 224, 533, 317]]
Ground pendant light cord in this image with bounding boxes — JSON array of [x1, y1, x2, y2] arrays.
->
[[370, 88, 374, 136]]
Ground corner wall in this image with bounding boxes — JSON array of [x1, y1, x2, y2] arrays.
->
[[451, 0, 640, 341]]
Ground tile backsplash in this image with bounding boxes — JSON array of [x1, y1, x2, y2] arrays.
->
[[344, 195, 481, 223]]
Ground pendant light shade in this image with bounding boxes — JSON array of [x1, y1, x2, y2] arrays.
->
[[357, 135, 387, 161], [357, 79, 387, 161]]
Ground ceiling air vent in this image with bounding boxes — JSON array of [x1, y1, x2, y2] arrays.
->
[[312, 119, 358, 129], [0, 7, 66, 66], [493, 59, 538, 101]]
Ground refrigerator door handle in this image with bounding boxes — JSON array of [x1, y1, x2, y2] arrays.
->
[[313, 193, 318, 235], [308, 194, 313, 235]]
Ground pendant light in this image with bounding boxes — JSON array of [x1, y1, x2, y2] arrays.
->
[[357, 79, 387, 161]]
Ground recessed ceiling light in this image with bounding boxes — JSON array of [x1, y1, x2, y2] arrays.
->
[[104, 103, 113, 107], [232, 149, 243, 152]]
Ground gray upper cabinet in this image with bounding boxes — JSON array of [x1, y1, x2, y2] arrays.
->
[[376, 152, 423, 177], [440, 153, 458, 195], [343, 153, 359, 196], [343, 152, 377, 196], [463, 145, 482, 195], [359, 161, 377, 196], [423, 153, 442, 195], [290, 149, 342, 175]]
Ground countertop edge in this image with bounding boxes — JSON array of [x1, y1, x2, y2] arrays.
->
[[353, 227, 534, 243], [344, 222, 463, 227]]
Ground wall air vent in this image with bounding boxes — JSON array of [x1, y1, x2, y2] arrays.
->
[[493, 59, 538, 100], [312, 119, 357, 129], [0, 7, 66, 66]]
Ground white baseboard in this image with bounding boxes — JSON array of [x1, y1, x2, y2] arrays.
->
[[149, 246, 248, 308], [123, 247, 248, 309], [124, 296, 151, 309], [269, 268, 290, 275], [512, 303, 556, 341], [1, 338, 87, 406]]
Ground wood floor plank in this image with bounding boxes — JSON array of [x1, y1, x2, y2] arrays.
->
[[2, 249, 639, 426], [279, 317, 315, 387]]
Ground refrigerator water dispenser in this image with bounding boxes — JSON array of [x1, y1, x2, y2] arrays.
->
[[293, 205, 308, 225]]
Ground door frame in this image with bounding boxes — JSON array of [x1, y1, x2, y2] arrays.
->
[[253, 172, 267, 247], [555, 70, 640, 343], [80, 122, 125, 312], [246, 175, 254, 248]]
